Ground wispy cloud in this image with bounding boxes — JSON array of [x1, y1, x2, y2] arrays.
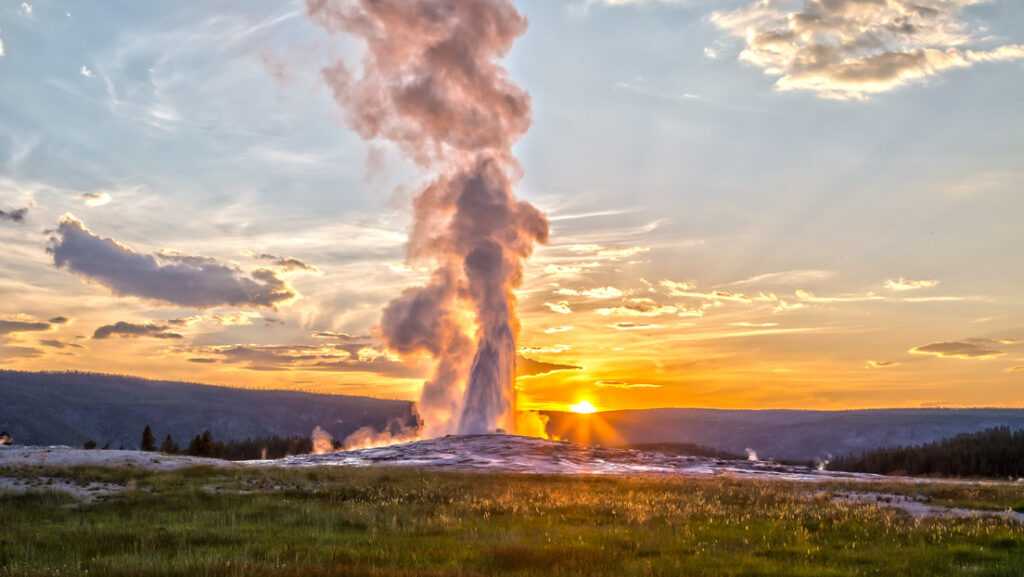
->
[[795, 290, 884, 303], [93, 321, 183, 340], [609, 322, 664, 331], [910, 340, 1003, 359], [545, 301, 573, 314], [77, 192, 111, 207], [867, 360, 900, 369], [727, 269, 834, 287], [595, 380, 662, 389], [520, 344, 572, 355], [886, 278, 939, 291], [0, 317, 52, 337], [554, 286, 624, 299], [180, 342, 425, 378], [712, 0, 1024, 100]]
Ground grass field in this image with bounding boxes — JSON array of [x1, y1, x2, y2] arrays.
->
[[2, 464, 1024, 576]]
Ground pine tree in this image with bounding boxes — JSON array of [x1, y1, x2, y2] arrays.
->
[[140, 425, 157, 452], [160, 434, 179, 454]]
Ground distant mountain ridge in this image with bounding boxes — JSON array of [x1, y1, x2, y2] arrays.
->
[[0, 370, 418, 449], [5, 370, 1024, 462], [544, 408, 1024, 462]]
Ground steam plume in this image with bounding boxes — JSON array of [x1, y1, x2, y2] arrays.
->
[[311, 426, 335, 455], [308, 0, 548, 436]]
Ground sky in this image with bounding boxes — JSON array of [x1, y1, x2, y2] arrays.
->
[[1, 0, 1022, 412]]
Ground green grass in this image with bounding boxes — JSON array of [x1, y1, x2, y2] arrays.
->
[[2, 465, 1024, 576]]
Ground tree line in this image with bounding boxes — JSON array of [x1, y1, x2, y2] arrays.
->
[[831, 426, 1024, 478], [81, 425, 341, 461]]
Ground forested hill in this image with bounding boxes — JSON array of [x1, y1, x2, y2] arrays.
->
[[0, 370, 417, 449], [831, 426, 1024, 478], [544, 408, 1024, 462]]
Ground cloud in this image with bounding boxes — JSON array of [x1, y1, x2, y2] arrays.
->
[[19, 2, 31, 16], [570, 244, 650, 259], [660, 279, 696, 294], [180, 342, 424, 378], [0, 36, 5, 58], [49, 215, 296, 309], [704, 47, 718, 59], [730, 322, 779, 328], [545, 301, 573, 314], [0, 318, 52, 337], [0, 207, 29, 223], [902, 296, 975, 303], [609, 322, 664, 331], [251, 252, 321, 274], [727, 269, 834, 286], [519, 344, 572, 355], [554, 286, 624, 299], [0, 345, 44, 359], [595, 380, 662, 389], [312, 331, 368, 342], [885, 278, 939, 291], [209, 312, 265, 326], [80, 65, 93, 78], [582, 0, 689, 7], [910, 341, 1003, 359], [867, 360, 900, 368], [48, 316, 72, 325], [659, 280, 766, 304], [544, 326, 574, 334], [38, 339, 83, 349], [596, 302, 683, 317], [93, 321, 183, 340], [517, 356, 582, 378], [795, 290, 884, 303], [1007, 366, 1024, 373], [711, 0, 1024, 100], [543, 264, 584, 276], [77, 192, 111, 207]]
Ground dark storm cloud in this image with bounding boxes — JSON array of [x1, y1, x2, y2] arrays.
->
[[92, 321, 183, 340], [49, 216, 296, 309]]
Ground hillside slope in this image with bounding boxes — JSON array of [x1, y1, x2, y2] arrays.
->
[[0, 370, 417, 449], [545, 408, 1024, 462]]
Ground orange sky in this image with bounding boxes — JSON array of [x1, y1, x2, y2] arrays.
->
[[1, 0, 1023, 413]]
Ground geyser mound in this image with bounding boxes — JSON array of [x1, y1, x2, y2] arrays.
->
[[264, 434, 878, 481]]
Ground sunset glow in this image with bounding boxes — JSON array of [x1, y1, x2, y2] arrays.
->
[[568, 401, 598, 414], [1, 1, 1022, 417]]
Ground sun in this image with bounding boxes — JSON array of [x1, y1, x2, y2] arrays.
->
[[568, 400, 597, 414]]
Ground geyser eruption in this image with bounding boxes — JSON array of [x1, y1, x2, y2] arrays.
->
[[308, 0, 548, 436]]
